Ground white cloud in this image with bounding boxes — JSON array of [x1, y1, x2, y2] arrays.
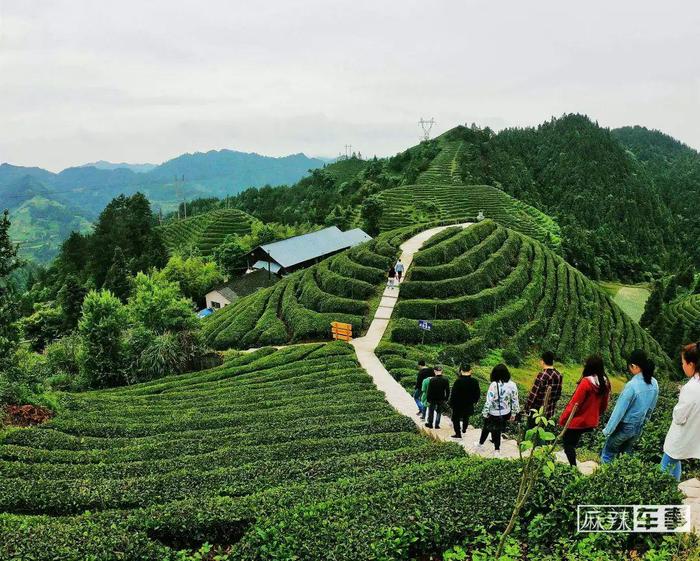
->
[[0, 0, 698, 171]]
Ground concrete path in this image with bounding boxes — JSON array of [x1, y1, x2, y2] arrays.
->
[[351, 222, 601, 473], [352, 223, 523, 459]]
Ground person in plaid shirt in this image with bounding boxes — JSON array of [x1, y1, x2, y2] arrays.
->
[[525, 350, 562, 428]]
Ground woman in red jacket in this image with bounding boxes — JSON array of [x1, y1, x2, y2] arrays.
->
[[559, 355, 611, 466]]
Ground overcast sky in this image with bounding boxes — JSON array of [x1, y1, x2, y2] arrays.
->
[[1, 0, 698, 172]]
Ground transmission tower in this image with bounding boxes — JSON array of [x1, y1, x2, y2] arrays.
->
[[419, 118, 436, 141], [174, 174, 187, 219]]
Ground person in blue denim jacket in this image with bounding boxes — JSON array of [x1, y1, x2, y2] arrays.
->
[[601, 349, 659, 464]]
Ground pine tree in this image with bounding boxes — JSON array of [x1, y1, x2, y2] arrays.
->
[[103, 248, 132, 302], [58, 274, 87, 330]]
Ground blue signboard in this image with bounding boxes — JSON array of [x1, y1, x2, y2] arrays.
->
[[418, 320, 432, 331]]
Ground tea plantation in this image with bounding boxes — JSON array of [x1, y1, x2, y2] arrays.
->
[[385, 220, 671, 376], [158, 208, 256, 256], [377, 139, 561, 250], [0, 343, 683, 560], [202, 222, 442, 349], [662, 294, 700, 332]]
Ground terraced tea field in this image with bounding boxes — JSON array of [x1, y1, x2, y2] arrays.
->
[[384, 221, 670, 375], [2, 343, 681, 561], [158, 208, 256, 255], [661, 294, 700, 332], [202, 222, 448, 349], [0, 343, 463, 559], [378, 140, 560, 248]]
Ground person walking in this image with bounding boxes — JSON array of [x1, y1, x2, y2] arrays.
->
[[525, 350, 563, 429], [661, 342, 700, 481], [420, 371, 431, 422], [601, 349, 659, 464], [387, 265, 396, 289], [414, 360, 434, 420], [449, 363, 480, 439], [474, 364, 519, 455], [559, 356, 611, 467], [425, 365, 449, 429], [394, 259, 405, 283]]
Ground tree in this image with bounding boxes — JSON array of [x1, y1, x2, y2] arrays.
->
[[640, 280, 663, 329], [0, 210, 21, 370], [662, 277, 678, 303], [158, 254, 224, 306], [57, 274, 87, 331], [78, 290, 127, 388], [252, 222, 280, 245], [324, 205, 354, 230], [676, 265, 696, 290], [361, 195, 384, 236], [213, 235, 250, 276], [20, 304, 64, 352], [57, 232, 89, 278], [126, 272, 197, 334], [89, 193, 164, 286], [103, 247, 132, 302]]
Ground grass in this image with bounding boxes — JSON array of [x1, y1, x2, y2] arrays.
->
[[597, 281, 650, 323]]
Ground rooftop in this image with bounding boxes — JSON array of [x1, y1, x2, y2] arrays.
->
[[257, 226, 372, 268]]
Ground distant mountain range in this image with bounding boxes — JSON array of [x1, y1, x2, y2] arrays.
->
[[0, 149, 326, 262], [79, 161, 157, 173]]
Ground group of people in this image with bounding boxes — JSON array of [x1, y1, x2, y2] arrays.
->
[[387, 259, 404, 289], [412, 343, 700, 478]]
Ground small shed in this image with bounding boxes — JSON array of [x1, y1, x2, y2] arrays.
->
[[205, 269, 278, 310], [247, 226, 372, 276]]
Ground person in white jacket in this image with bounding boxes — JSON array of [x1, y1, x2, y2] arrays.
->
[[661, 342, 700, 481], [474, 364, 519, 455]]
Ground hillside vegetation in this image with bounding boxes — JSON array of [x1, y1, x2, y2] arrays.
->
[[0, 343, 682, 560], [158, 208, 256, 256], [614, 125, 700, 270], [377, 134, 561, 250], [231, 115, 698, 282], [386, 220, 671, 375], [202, 224, 432, 348]]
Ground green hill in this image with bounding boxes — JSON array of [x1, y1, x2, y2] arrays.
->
[[157, 208, 256, 256], [386, 220, 670, 375], [378, 182, 560, 248], [376, 136, 561, 248], [203, 224, 428, 348]]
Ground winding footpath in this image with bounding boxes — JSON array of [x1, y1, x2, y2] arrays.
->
[[351, 223, 525, 460]]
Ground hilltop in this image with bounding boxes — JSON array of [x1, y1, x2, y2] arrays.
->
[[375, 135, 561, 248]]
